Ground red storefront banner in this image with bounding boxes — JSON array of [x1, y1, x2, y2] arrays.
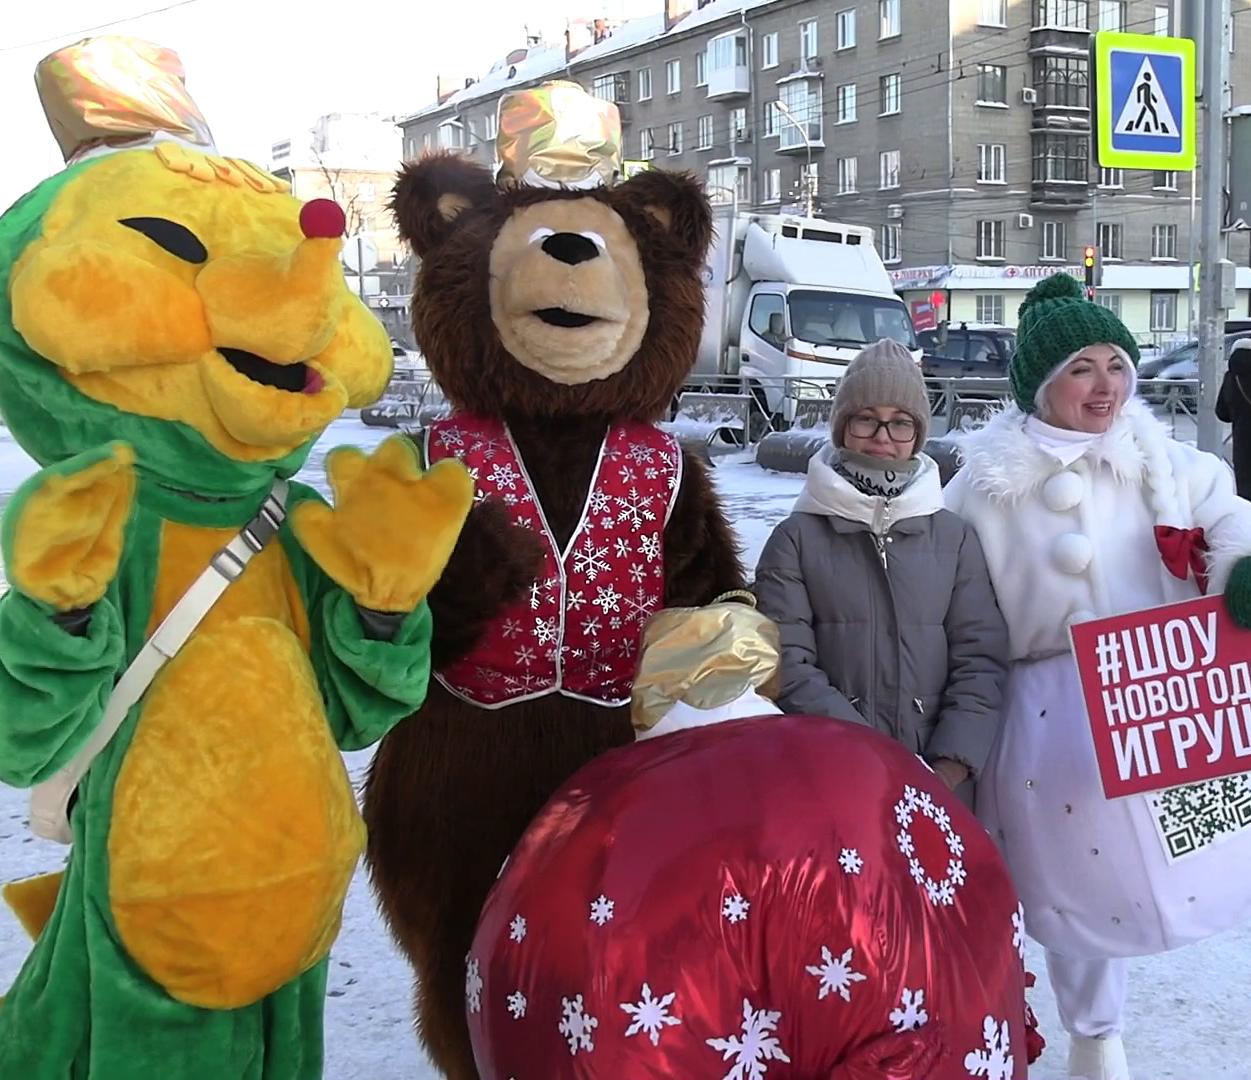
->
[[1070, 595, 1251, 799]]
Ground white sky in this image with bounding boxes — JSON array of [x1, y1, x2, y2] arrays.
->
[[1, 0, 658, 210]]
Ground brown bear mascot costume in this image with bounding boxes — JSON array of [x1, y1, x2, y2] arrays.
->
[[363, 82, 745, 1078]]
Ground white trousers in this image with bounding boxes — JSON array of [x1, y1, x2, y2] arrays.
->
[[1045, 950, 1130, 1038]]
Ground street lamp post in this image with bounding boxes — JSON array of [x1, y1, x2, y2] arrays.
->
[[773, 99, 814, 216]]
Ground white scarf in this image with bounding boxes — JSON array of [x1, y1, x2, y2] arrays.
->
[[1022, 414, 1107, 467]]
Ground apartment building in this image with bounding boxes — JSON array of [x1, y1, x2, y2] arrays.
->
[[399, 0, 1251, 338]]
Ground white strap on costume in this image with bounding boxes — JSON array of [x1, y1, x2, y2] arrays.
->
[[28, 480, 289, 844]]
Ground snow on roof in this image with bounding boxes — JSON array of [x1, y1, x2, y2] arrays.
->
[[401, 0, 778, 123]]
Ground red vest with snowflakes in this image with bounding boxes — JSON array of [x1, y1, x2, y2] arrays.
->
[[425, 414, 682, 709]]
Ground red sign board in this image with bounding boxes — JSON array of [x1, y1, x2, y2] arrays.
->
[[1071, 595, 1251, 799], [910, 298, 938, 333]]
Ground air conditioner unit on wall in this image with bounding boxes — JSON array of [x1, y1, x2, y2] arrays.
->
[[1017, 212, 1034, 228], [887, 204, 905, 219], [1021, 87, 1038, 104]]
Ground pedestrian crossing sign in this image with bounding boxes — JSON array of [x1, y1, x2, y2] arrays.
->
[[1095, 31, 1195, 170]]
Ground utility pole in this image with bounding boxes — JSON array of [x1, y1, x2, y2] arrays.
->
[[1197, 0, 1232, 453]]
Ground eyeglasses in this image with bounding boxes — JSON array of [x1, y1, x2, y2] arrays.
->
[[846, 416, 917, 443]]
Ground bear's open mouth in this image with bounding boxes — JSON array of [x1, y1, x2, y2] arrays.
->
[[218, 348, 324, 394], [533, 308, 599, 329]]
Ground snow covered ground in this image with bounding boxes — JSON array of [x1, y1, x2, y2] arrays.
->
[[0, 416, 1248, 1079]]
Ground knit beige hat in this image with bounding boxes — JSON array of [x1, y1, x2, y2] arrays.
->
[[830, 339, 929, 449]]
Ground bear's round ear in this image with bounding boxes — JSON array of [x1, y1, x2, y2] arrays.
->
[[390, 152, 499, 258], [611, 169, 713, 265]]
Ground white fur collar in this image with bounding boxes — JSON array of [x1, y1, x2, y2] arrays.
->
[[792, 447, 944, 526]]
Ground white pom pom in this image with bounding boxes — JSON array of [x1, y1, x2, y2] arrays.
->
[[1042, 470, 1084, 512], [1053, 532, 1094, 575]]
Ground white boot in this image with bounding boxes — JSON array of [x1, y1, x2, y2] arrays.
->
[[1068, 1034, 1131, 1080]]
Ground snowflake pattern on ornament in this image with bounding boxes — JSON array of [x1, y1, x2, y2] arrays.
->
[[889, 988, 929, 1032], [507, 990, 527, 1020], [894, 785, 968, 908], [805, 946, 867, 1002], [839, 848, 864, 875], [706, 1000, 792, 1080], [1011, 904, 1025, 960], [964, 1016, 1014, 1080], [558, 995, 599, 1056], [589, 894, 616, 926], [621, 983, 682, 1047], [509, 915, 527, 944], [465, 958, 483, 1015], [722, 894, 751, 924]]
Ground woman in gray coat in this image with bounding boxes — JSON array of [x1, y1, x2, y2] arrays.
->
[[754, 339, 1008, 798]]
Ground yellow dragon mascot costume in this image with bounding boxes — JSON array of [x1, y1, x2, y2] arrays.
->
[[0, 36, 472, 1078]]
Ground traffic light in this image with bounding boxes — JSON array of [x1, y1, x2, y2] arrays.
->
[[1082, 245, 1102, 288]]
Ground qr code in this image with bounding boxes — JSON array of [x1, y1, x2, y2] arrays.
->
[[1148, 774, 1251, 862]]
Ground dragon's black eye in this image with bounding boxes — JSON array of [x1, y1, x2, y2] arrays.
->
[[119, 217, 208, 264]]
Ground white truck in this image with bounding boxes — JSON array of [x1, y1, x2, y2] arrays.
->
[[691, 207, 919, 431]]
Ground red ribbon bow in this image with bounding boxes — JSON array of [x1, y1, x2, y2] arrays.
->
[[1154, 526, 1209, 594]]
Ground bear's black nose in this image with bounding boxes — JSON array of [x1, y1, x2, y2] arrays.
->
[[541, 232, 600, 265]]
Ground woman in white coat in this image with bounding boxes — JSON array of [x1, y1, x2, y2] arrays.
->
[[944, 273, 1251, 1080]]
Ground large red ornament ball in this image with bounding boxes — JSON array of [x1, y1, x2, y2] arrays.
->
[[467, 715, 1028, 1079]]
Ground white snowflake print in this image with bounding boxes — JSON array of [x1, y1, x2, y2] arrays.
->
[[897, 830, 916, 857], [619, 465, 638, 485], [559, 994, 599, 1056], [435, 427, 465, 450], [509, 914, 527, 943], [948, 860, 968, 887], [628, 442, 657, 465], [621, 585, 656, 626], [588, 490, 612, 516], [534, 617, 559, 646], [839, 848, 864, 875], [593, 585, 622, 613], [889, 988, 929, 1032], [947, 831, 966, 858], [706, 999, 792, 1080], [581, 616, 602, 638], [621, 983, 682, 1047], [514, 645, 536, 668], [507, 990, 528, 1020], [1011, 904, 1025, 961], [614, 536, 632, 559], [722, 894, 751, 923], [501, 617, 524, 639], [894, 785, 968, 908], [589, 894, 616, 926], [487, 462, 521, 491], [614, 487, 657, 532], [805, 946, 868, 1002], [572, 537, 611, 581], [639, 533, 662, 562], [964, 1016, 1014, 1080], [465, 958, 483, 1014], [628, 563, 647, 585], [567, 590, 586, 611]]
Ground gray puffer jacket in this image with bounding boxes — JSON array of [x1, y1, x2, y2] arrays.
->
[[753, 447, 1008, 778]]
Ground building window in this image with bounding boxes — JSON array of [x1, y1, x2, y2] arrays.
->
[[696, 50, 708, 87], [1154, 5, 1169, 34], [980, 0, 1007, 26], [437, 122, 465, 150], [1152, 224, 1178, 260], [1151, 291, 1177, 331], [1035, 0, 1088, 27], [978, 143, 1006, 183], [592, 72, 630, 104], [880, 0, 901, 39], [762, 32, 779, 69], [638, 67, 653, 101], [641, 128, 655, 161], [977, 64, 1007, 105], [837, 83, 858, 124], [880, 149, 901, 190], [1042, 220, 1067, 260], [1154, 170, 1178, 190], [1095, 292, 1123, 318], [483, 114, 498, 141], [800, 19, 818, 58], [763, 101, 779, 137], [1098, 222, 1123, 260], [1098, 0, 1124, 30], [977, 294, 1006, 324], [763, 167, 782, 202], [697, 114, 714, 149], [977, 220, 1005, 260], [881, 223, 901, 264], [731, 107, 748, 141], [667, 122, 683, 155], [1034, 56, 1089, 108], [837, 8, 857, 49], [779, 79, 823, 149], [422, 132, 432, 152], [666, 59, 681, 95], [1098, 166, 1123, 188], [707, 164, 750, 205], [880, 73, 901, 115], [838, 156, 858, 194], [1032, 132, 1089, 182]]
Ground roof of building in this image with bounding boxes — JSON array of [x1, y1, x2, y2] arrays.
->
[[400, 0, 778, 124]]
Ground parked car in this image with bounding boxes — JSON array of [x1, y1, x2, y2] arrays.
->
[[1138, 332, 1251, 407], [917, 323, 1016, 378]]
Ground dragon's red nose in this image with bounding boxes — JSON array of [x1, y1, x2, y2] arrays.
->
[[299, 198, 346, 240]]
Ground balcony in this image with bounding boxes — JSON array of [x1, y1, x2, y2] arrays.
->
[[706, 33, 751, 99]]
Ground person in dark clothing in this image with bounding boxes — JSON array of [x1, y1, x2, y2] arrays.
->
[[1217, 340, 1251, 500]]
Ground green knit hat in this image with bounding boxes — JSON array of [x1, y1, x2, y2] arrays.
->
[[1010, 273, 1140, 411]]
